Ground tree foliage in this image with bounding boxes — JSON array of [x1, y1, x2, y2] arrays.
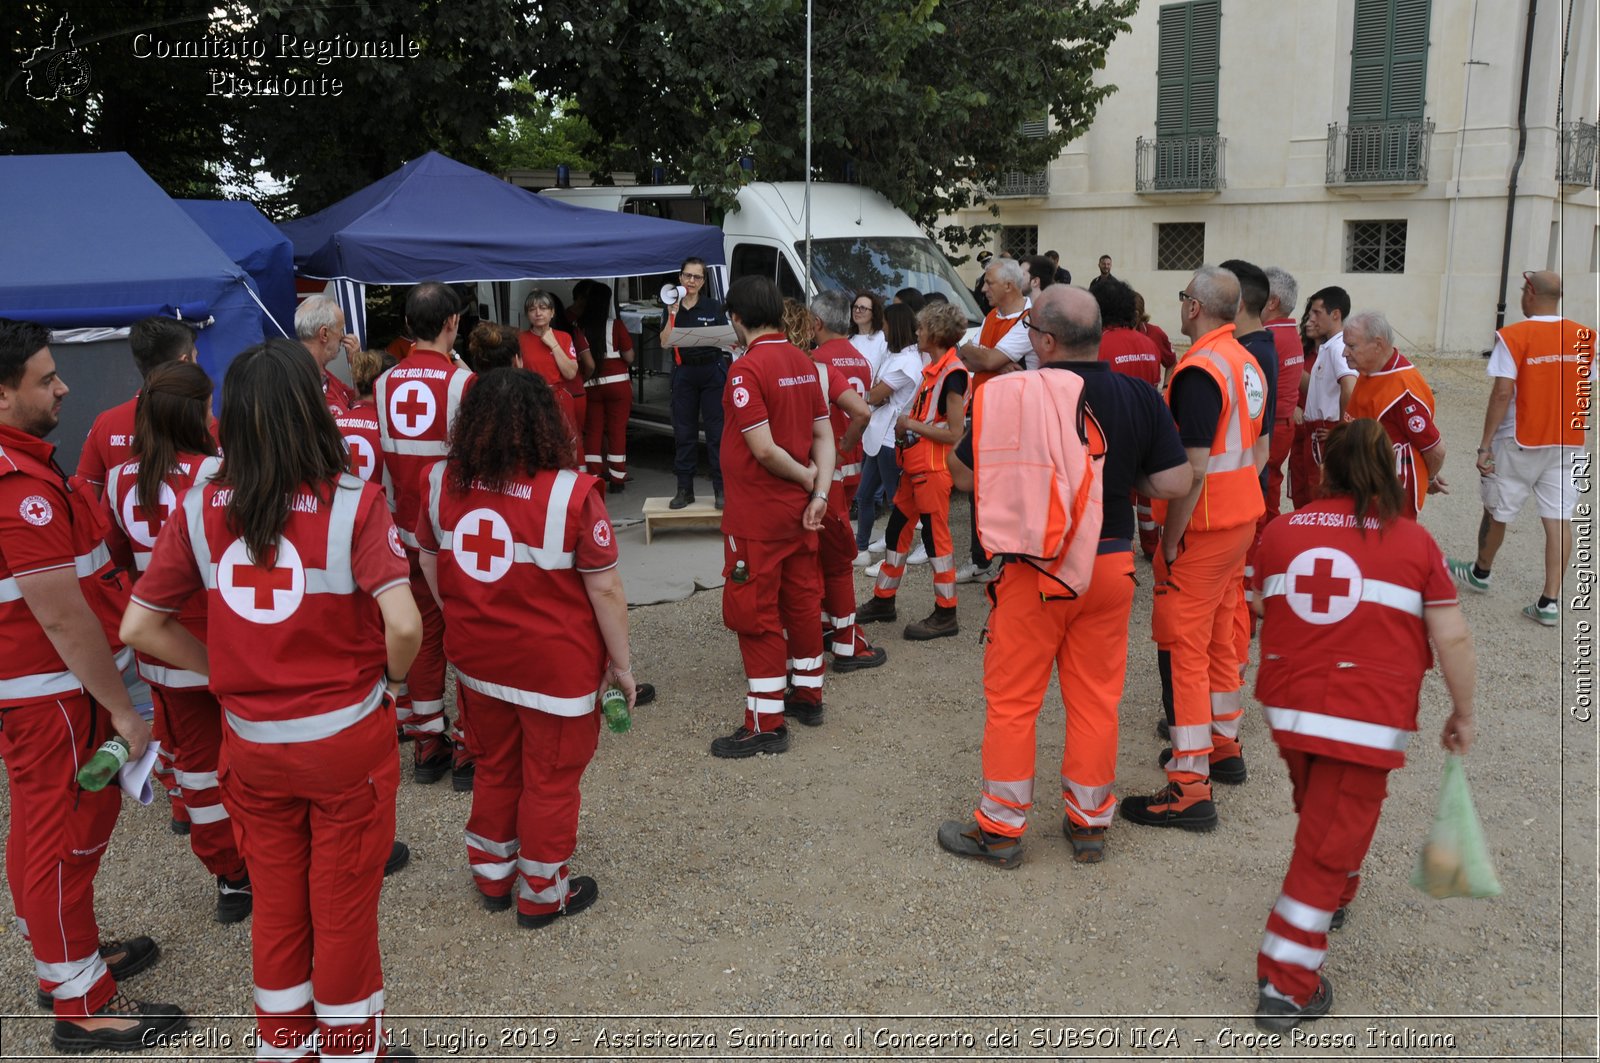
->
[[528, 0, 1138, 249], [479, 81, 609, 175]]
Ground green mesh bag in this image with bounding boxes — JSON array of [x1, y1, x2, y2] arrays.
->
[[1411, 754, 1502, 899]]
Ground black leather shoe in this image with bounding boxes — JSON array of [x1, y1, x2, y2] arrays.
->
[[384, 841, 411, 877], [169, 817, 190, 836], [634, 682, 657, 707], [710, 725, 789, 758], [480, 891, 513, 912], [50, 992, 186, 1053], [215, 873, 252, 924], [1255, 974, 1333, 1032], [782, 697, 824, 727], [517, 876, 598, 928], [669, 488, 694, 510], [37, 938, 160, 1010], [713, 490, 725, 510], [832, 645, 888, 673]]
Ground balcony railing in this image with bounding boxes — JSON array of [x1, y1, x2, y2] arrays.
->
[[991, 170, 1049, 197], [1558, 121, 1599, 187], [1326, 119, 1434, 184], [1135, 134, 1226, 192]]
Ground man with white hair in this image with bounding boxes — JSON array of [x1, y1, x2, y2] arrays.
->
[[295, 294, 358, 413], [1343, 310, 1446, 520], [954, 257, 1036, 584]]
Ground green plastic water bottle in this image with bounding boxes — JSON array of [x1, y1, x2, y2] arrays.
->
[[77, 736, 130, 792], [600, 685, 631, 734], [730, 560, 749, 584]]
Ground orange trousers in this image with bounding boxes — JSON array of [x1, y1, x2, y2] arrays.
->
[[975, 548, 1135, 836], [1151, 522, 1254, 783], [874, 469, 956, 606]]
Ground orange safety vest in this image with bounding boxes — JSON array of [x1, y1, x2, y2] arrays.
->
[[972, 304, 1030, 392], [900, 348, 968, 474], [1154, 325, 1266, 533], [1497, 317, 1594, 448], [1347, 353, 1437, 515], [973, 369, 1106, 597]]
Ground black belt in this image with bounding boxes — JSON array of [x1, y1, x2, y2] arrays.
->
[[1097, 538, 1133, 555], [678, 352, 723, 367]]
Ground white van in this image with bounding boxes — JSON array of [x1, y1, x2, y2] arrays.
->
[[533, 181, 984, 324]]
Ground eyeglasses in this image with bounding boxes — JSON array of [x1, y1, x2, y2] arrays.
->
[[853, 304, 872, 312], [680, 271, 706, 282], [1023, 320, 1057, 341], [1177, 290, 1196, 305]]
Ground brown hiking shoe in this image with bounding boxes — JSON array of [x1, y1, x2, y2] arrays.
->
[[936, 820, 1023, 869], [904, 608, 958, 641], [856, 596, 897, 624]]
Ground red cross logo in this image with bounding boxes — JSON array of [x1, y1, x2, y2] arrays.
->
[[345, 435, 375, 480], [218, 538, 305, 622], [389, 381, 435, 437], [19, 495, 52, 526], [1283, 547, 1362, 625], [233, 556, 295, 610], [1294, 556, 1350, 614], [121, 484, 178, 547], [453, 508, 512, 583]]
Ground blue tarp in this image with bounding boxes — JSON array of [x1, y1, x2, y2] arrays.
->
[[179, 199, 298, 340], [279, 151, 725, 283], [0, 152, 265, 383]]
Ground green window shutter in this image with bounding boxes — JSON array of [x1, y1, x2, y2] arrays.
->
[[1187, 0, 1221, 134], [1349, 0, 1390, 122], [1387, 0, 1430, 118], [1156, 1, 1221, 136], [1349, 0, 1431, 122], [1156, 3, 1190, 136]]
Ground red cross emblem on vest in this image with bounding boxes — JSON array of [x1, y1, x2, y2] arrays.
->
[[121, 483, 178, 548], [345, 435, 375, 481], [1283, 547, 1362, 625], [389, 381, 436, 438], [454, 508, 513, 583], [218, 537, 306, 623]]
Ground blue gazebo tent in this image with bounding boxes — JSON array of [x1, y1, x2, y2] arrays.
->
[[179, 199, 298, 340]]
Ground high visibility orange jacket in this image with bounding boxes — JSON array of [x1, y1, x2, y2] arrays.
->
[[1496, 317, 1594, 448], [1157, 325, 1266, 533], [971, 304, 1030, 392], [900, 348, 967, 475], [1347, 350, 1439, 516], [973, 368, 1105, 596]]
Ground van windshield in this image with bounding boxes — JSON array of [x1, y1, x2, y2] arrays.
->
[[800, 238, 984, 325]]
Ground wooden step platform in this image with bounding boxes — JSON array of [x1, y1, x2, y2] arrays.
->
[[641, 496, 724, 544]]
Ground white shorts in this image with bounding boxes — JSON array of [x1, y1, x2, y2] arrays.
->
[[1480, 440, 1583, 521]]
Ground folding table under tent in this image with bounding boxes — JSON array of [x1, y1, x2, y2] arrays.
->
[[0, 152, 266, 470]]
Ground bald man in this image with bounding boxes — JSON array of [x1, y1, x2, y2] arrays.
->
[[1448, 271, 1594, 627]]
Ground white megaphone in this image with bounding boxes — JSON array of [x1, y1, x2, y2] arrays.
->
[[660, 283, 686, 306]]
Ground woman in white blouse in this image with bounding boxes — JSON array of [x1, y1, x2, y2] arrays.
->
[[848, 290, 889, 375], [854, 303, 925, 555]]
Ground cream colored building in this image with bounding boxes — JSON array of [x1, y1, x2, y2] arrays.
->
[[948, 0, 1598, 352]]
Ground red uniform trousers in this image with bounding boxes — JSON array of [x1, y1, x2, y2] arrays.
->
[[975, 549, 1135, 837], [152, 686, 245, 880], [462, 693, 600, 916], [398, 550, 449, 746], [567, 393, 588, 471], [873, 469, 956, 607], [1263, 417, 1293, 519], [220, 705, 398, 1061], [150, 702, 186, 828], [0, 695, 121, 1017], [1288, 419, 1331, 510], [582, 381, 631, 487], [1133, 492, 1161, 558], [1258, 748, 1387, 1006], [722, 533, 824, 732], [818, 489, 869, 658], [1151, 522, 1254, 783]]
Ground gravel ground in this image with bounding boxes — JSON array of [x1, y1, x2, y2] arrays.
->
[[0, 354, 1593, 1060]]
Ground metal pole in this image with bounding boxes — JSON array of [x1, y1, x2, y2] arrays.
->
[[803, 0, 813, 297]]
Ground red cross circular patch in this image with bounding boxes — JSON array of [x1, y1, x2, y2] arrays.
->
[[19, 495, 52, 526]]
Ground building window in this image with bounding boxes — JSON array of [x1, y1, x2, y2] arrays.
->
[[1155, 223, 1205, 271], [1000, 225, 1038, 258], [994, 116, 1049, 197], [1345, 220, 1407, 273], [1156, 1, 1220, 137], [1349, 0, 1430, 124]]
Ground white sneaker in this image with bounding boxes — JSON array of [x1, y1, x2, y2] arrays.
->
[[868, 536, 887, 552], [853, 550, 873, 567], [907, 543, 929, 566], [955, 562, 995, 584], [865, 559, 885, 578]]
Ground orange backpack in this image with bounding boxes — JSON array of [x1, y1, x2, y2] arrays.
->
[[973, 370, 1105, 596]]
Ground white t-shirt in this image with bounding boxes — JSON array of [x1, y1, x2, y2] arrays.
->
[[989, 299, 1038, 371], [1485, 314, 1562, 442], [850, 331, 889, 377], [1303, 331, 1354, 421], [862, 344, 924, 455]]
